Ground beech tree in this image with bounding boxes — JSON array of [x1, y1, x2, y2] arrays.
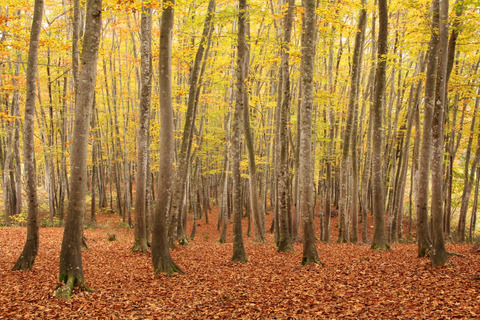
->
[[299, 0, 320, 265], [231, 0, 248, 263], [132, 3, 153, 253], [151, 0, 183, 275], [56, 0, 102, 298], [370, 0, 389, 251], [12, 0, 43, 271]]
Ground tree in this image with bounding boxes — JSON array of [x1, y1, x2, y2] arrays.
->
[[132, 2, 153, 253], [430, 0, 449, 266], [338, 1, 366, 244], [276, 0, 295, 253], [12, 0, 44, 271], [151, 0, 183, 275], [231, 0, 248, 263], [56, 0, 102, 298], [168, 0, 216, 247], [299, 0, 320, 265], [370, 0, 389, 251], [416, 0, 440, 257]]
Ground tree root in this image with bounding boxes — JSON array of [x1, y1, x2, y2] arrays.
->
[[55, 274, 94, 299], [154, 258, 184, 276], [12, 255, 35, 271], [447, 251, 465, 257]]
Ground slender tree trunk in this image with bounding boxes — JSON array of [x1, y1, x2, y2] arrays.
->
[[12, 0, 43, 271], [168, 0, 215, 247], [430, 0, 449, 266], [231, 0, 248, 263], [56, 0, 102, 298], [416, 0, 440, 257], [370, 0, 389, 251], [276, 0, 295, 253], [132, 3, 152, 253], [300, 0, 320, 265], [151, 0, 183, 275]]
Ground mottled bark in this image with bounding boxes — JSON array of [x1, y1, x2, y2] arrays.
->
[[132, 4, 152, 253], [12, 0, 43, 271], [430, 0, 449, 266], [300, 0, 320, 265], [370, 0, 389, 251], [56, 0, 102, 298], [231, 0, 247, 263]]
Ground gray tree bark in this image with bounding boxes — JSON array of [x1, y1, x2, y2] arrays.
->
[[370, 0, 389, 251], [299, 0, 320, 265], [231, 0, 248, 263], [56, 0, 102, 298], [12, 0, 43, 271], [151, 0, 183, 275], [132, 3, 153, 253]]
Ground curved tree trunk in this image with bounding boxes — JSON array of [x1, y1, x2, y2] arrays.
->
[[56, 0, 102, 299], [168, 0, 216, 247]]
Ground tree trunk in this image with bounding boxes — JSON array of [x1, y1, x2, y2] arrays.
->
[[370, 0, 389, 251], [416, 0, 440, 257], [300, 0, 320, 265], [231, 0, 248, 263], [151, 0, 183, 275], [168, 0, 215, 247], [12, 0, 43, 271], [56, 0, 102, 298], [132, 3, 152, 253], [276, 0, 295, 253]]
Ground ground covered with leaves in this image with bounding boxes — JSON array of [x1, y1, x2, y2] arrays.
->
[[1, 209, 479, 319]]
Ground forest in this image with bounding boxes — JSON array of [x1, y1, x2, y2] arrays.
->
[[1, 0, 480, 317]]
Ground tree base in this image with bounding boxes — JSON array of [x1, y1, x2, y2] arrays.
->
[[370, 243, 391, 251], [131, 241, 149, 253], [55, 274, 92, 299], [154, 258, 184, 276], [231, 254, 247, 263], [301, 256, 322, 266], [12, 255, 35, 271]]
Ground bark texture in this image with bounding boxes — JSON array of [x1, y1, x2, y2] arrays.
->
[[12, 0, 44, 271], [151, 0, 183, 275], [57, 0, 102, 299], [300, 0, 321, 265]]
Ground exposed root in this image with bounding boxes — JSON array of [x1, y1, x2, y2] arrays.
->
[[447, 251, 465, 257], [12, 254, 35, 271], [154, 259, 184, 276], [301, 256, 322, 266], [55, 274, 93, 299]]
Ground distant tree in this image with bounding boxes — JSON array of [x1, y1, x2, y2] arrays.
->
[[56, 0, 102, 298], [12, 0, 43, 271]]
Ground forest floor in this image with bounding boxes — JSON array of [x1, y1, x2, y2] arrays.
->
[[1, 208, 480, 319]]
